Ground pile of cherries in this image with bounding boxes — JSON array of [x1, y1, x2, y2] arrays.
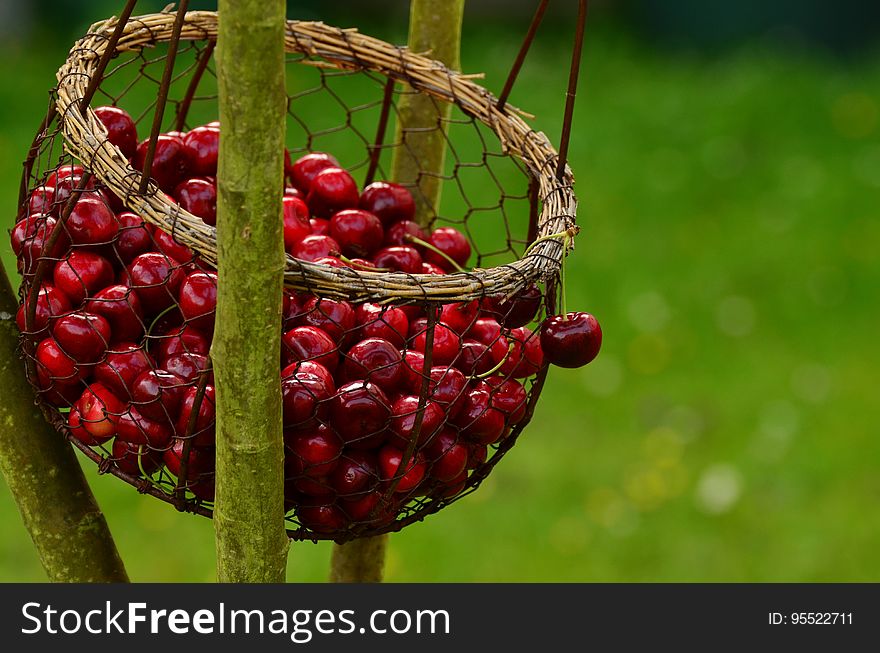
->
[[11, 105, 601, 536]]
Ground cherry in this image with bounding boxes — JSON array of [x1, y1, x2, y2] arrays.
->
[[343, 337, 403, 393], [94, 106, 138, 159], [131, 369, 186, 423], [84, 284, 144, 342], [411, 322, 461, 366], [297, 503, 347, 533], [283, 195, 311, 250], [401, 349, 426, 389], [306, 167, 359, 218], [389, 395, 445, 447], [125, 252, 185, 314], [355, 303, 409, 348], [163, 352, 212, 384], [482, 376, 528, 425], [329, 450, 380, 496], [453, 387, 506, 445], [467, 317, 503, 345], [116, 406, 173, 449], [424, 429, 469, 482], [16, 284, 71, 335], [287, 425, 342, 478], [421, 262, 447, 275], [378, 445, 426, 493], [359, 182, 415, 227], [134, 134, 192, 192], [540, 312, 602, 368], [290, 234, 340, 262], [175, 384, 216, 446], [425, 227, 471, 270], [53, 173, 97, 207], [36, 375, 82, 408], [468, 442, 488, 469], [53, 311, 111, 364], [384, 219, 427, 248], [455, 340, 496, 376], [290, 152, 339, 193], [154, 324, 211, 361], [182, 125, 220, 176], [282, 370, 333, 430], [338, 490, 384, 522], [285, 186, 305, 200], [283, 291, 312, 328], [439, 300, 479, 334], [178, 271, 217, 333], [111, 439, 164, 476], [372, 246, 422, 274], [72, 382, 125, 444], [114, 211, 153, 262], [175, 177, 217, 225], [487, 283, 542, 328], [10, 214, 62, 258], [432, 470, 469, 498], [315, 256, 347, 268], [35, 337, 84, 385], [163, 439, 215, 501], [297, 296, 355, 344], [329, 381, 391, 449], [309, 218, 329, 236], [282, 325, 339, 373], [282, 361, 335, 394], [329, 209, 384, 258], [28, 185, 55, 216], [93, 343, 155, 399], [500, 326, 545, 378], [46, 164, 84, 188], [152, 226, 194, 264], [427, 366, 468, 418]]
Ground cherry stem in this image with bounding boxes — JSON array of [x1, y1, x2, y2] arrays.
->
[[473, 341, 515, 380], [404, 235, 466, 273], [521, 225, 579, 259], [338, 255, 392, 272]]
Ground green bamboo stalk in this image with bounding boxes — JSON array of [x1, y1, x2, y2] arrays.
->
[[331, 0, 465, 583], [0, 265, 128, 582], [213, 0, 289, 583]]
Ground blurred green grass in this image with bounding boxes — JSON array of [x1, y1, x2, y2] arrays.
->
[[2, 17, 879, 582]]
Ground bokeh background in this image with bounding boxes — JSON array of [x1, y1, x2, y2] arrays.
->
[[1, 0, 879, 581]]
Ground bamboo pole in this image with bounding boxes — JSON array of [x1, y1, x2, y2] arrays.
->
[[0, 265, 128, 582], [213, 0, 289, 582], [330, 0, 465, 583]]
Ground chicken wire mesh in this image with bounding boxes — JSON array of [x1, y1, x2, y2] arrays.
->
[[10, 7, 581, 542]]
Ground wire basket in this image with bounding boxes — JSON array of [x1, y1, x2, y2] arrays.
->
[[11, 6, 582, 542]]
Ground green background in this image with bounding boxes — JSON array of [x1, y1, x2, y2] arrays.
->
[[1, 2, 879, 581]]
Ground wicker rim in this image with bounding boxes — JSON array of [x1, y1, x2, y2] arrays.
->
[[54, 10, 577, 303]]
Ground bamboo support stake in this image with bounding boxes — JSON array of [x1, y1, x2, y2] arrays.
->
[[213, 0, 289, 582], [0, 266, 128, 582]]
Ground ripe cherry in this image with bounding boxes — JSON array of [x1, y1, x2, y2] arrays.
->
[[28, 185, 55, 216], [131, 369, 186, 423], [359, 182, 416, 227], [290, 234, 340, 262], [355, 303, 409, 348], [94, 106, 138, 159], [283, 195, 311, 250], [424, 429, 469, 482], [378, 445, 426, 493], [328, 209, 384, 258], [338, 490, 384, 522], [290, 152, 339, 193], [411, 322, 461, 366], [114, 211, 153, 262], [35, 337, 84, 385], [425, 227, 471, 270], [454, 387, 506, 445], [487, 283, 542, 328], [175, 177, 217, 225], [309, 218, 330, 236], [152, 227, 194, 264], [455, 339, 496, 376], [287, 425, 342, 478], [85, 284, 144, 342], [343, 338, 403, 393], [178, 271, 218, 333], [111, 439, 164, 476], [439, 300, 480, 334], [53, 251, 114, 304], [53, 311, 111, 364], [182, 125, 220, 176], [389, 395, 445, 448], [175, 384, 217, 446], [297, 503, 347, 533], [282, 325, 339, 373], [401, 349, 426, 389], [297, 296, 355, 344], [540, 312, 602, 368], [384, 220, 428, 249], [282, 370, 333, 430], [482, 376, 527, 425], [154, 324, 211, 361], [125, 252, 185, 314], [163, 439, 215, 501], [306, 167, 359, 217], [16, 285, 71, 335], [329, 381, 391, 449], [72, 382, 125, 444], [329, 450, 380, 496], [116, 406, 173, 449], [426, 366, 468, 418], [372, 246, 422, 274], [282, 360, 335, 394], [163, 352, 211, 384], [500, 326, 545, 378], [134, 134, 192, 192], [93, 343, 155, 399]]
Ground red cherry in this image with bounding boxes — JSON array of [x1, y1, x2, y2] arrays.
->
[[372, 246, 422, 274], [384, 219, 428, 248], [425, 227, 470, 270], [175, 385, 216, 446], [338, 490, 384, 522], [427, 366, 468, 418], [314, 256, 347, 268], [282, 325, 339, 373], [501, 326, 545, 378], [94, 106, 138, 159], [482, 376, 528, 426], [285, 186, 305, 200], [111, 439, 164, 476], [424, 429, 469, 482], [283, 195, 312, 250], [454, 340, 496, 376], [421, 262, 447, 275], [354, 303, 409, 348], [297, 503, 346, 533], [412, 322, 461, 366], [487, 284, 542, 328], [163, 439, 215, 501], [309, 218, 329, 235], [401, 349, 426, 389], [297, 296, 355, 344], [114, 211, 153, 262], [131, 369, 186, 423], [178, 271, 217, 333], [540, 312, 602, 368], [348, 257, 376, 270], [93, 343, 155, 399], [439, 300, 480, 334], [453, 388, 505, 445], [290, 234, 340, 262], [329, 450, 380, 496], [343, 338, 403, 393], [378, 445, 426, 493], [329, 209, 384, 258], [28, 185, 56, 216], [152, 226, 194, 264], [35, 337, 84, 385], [329, 380, 391, 449], [125, 252, 185, 314], [282, 361, 335, 394], [52, 173, 97, 206], [134, 134, 192, 192], [359, 182, 415, 227], [175, 177, 217, 225], [16, 284, 71, 335], [290, 152, 339, 193], [116, 405, 173, 449], [287, 425, 342, 478], [467, 317, 503, 345], [163, 352, 212, 384], [389, 395, 445, 448], [53, 251, 114, 304], [468, 442, 488, 469], [46, 164, 84, 188], [53, 311, 111, 364], [10, 214, 63, 258], [282, 370, 333, 430], [432, 469, 469, 498], [306, 167, 359, 218], [182, 125, 220, 176], [84, 284, 144, 342], [73, 383, 125, 444], [154, 324, 211, 361]]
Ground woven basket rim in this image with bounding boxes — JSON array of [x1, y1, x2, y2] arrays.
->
[[54, 10, 578, 303]]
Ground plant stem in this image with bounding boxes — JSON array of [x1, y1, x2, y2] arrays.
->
[[0, 265, 128, 582], [213, 0, 289, 583], [329, 535, 388, 583]]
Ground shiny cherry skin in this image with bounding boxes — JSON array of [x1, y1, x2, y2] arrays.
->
[[283, 195, 312, 250], [53, 311, 111, 364], [182, 125, 220, 176], [175, 177, 217, 225], [306, 167, 359, 218], [337, 490, 384, 522], [359, 182, 415, 227], [285, 186, 304, 199], [114, 211, 153, 262], [163, 439, 215, 501], [154, 324, 211, 361], [372, 246, 422, 274], [282, 370, 334, 429], [355, 303, 409, 348], [93, 343, 155, 399], [482, 376, 528, 425], [426, 366, 468, 418], [53, 251, 115, 305], [12, 215, 62, 275], [124, 252, 185, 314], [116, 405, 173, 449], [282, 325, 339, 373], [309, 218, 329, 235], [401, 349, 426, 389], [329, 380, 391, 449], [455, 340, 496, 376], [297, 296, 355, 344], [163, 352, 211, 384], [329, 450, 380, 496], [111, 439, 164, 476], [425, 227, 471, 270], [287, 425, 343, 478], [487, 283, 542, 328], [297, 503, 347, 533], [378, 445, 426, 493], [411, 323, 461, 366], [500, 326, 545, 378], [28, 185, 55, 216], [72, 382, 125, 444], [453, 387, 506, 445], [282, 361, 335, 394], [389, 395, 445, 448], [152, 226, 194, 264], [175, 384, 216, 446], [329, 209, 384, 258], [84, 284, 144, 342], [540, 312, 602, 368], [440, 300, 480, 334], [134, 134, 192, 192], [46, 163, 83, 188], [16, 285, 71, 335], [290, 152, 339, 192], [343, 337, 403, 393], [94, 106, 138, 159], [131, 369, 186, 423], [178, 270, 218, 333], [424, 429, 469, 482], [421, 262, 447, 275], [383, 219, 427, 248], [290, 234, 341, 262], [35, 337, 84, 384], [468, 442, 488, 469]]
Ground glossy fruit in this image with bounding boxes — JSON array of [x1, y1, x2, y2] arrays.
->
[[182, 125, 220, 176], [306, 167, 359, 217], [154, 324, 211, 362], [116, 406, 173, 449], [84, 284, 144, 341], [329, 209, 384, 258], [359, 182, 415, 227], [134, 134, 192, 192], [372, 246, 422, 274], [282, 370, 333, 429], [152, 226, 194, 264], [389, 395, 445, 447], [282, 325, 339, 372], [163, 352, 211, 384], [454, 387, 506, 445], [93, 343, 155, 399], [540, 312, 602, 368], [501, 326, 545, 378], [114, 211, 153, 262], [297, 296, 355, 344], [163, 439, 215, 501], [131, 369, 186, 423], [16, 285, 71, 335], [440, 300, 480, 334], [111, 439, 164, 476], [175, 385, 217, 446], [425, 227, 471, 270], [178, 271, 218, 333], [384, 220, 428, 249], [378, 445, 426, 493], [424, 429, 469, 482], [411, 322, 461, 366], [337, 490, 383, 522], [28, 185, 55, 216], [73, 382, 125, 443], [125, 252, 185, 314], [343, 337, 403, 393], [290, 152, 339, 192], [329, 450, 380, 496], [287, 425, 342, 478], [53, 251, 114, 304], [53, 311, 111, 364], [291, 234, 341, 262], [94, 106, 138, 159], [489, 283, 542, 328], [426, 366, 468, 418], [175, 177, 217, 225], [355, 303, 409, 348], [483, 376, 528, 425], [329, 381, 391, 449], [35, 337, 83, 384], [283, 195, 312, 250], [297, 503, 346, 533]]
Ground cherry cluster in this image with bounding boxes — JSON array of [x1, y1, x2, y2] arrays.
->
[[12, 105, 601, 537]]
